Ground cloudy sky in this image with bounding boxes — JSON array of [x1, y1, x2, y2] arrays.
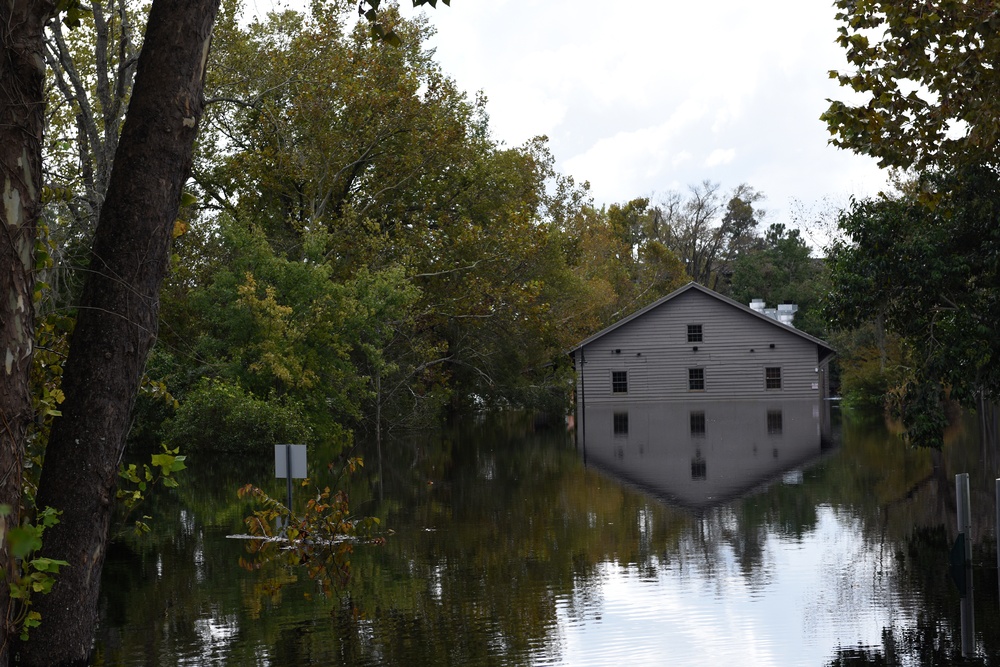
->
[[252, 0, 890, 238]]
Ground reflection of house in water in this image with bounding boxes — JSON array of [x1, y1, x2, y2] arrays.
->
[[580, 399, 834, 510], [568, 282, 838, 509]]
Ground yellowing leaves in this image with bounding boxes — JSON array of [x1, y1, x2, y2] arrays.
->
[[236, 273, 319, 390]]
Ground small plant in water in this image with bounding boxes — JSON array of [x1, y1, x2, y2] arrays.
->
[[237, 457, 384, 597]]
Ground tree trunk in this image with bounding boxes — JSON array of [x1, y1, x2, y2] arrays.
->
[[17, 1, 219, 664], [0, 2, 56, 664]]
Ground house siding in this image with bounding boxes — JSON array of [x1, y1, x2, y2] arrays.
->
[[574, 286, 830, 404]]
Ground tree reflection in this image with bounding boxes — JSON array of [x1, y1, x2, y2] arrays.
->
[[94, 408, 1000, 665]]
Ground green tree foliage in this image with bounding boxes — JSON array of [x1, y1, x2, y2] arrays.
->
[[165, 379, 315, 453], [552, 195, 687, 332], [826, 320, 904, 411], [825, 166, 1000, 446], [823, 0, 1000, 444], [822, 0, 1000, 172], [729, 223, 828, 337], [168, 4, 596, 426], [199, 3, 485, 263], [161, 217, 363, 451], [0, 507, 68, 642]]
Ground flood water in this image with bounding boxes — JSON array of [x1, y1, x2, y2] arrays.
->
[[93, 401, 1000, 666]]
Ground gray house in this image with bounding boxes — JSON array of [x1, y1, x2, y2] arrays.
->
[[569, 282, 836, 406]]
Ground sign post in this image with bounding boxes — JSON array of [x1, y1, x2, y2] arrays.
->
[[274, 444, 307, 535], [955, 473, 974, 657]]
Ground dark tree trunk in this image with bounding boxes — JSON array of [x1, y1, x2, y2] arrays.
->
[[0, 2, 56, 664], [17, 1, 220, 664]]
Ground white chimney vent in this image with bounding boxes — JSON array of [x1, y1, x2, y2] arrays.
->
[[750, 299, 798, 327]]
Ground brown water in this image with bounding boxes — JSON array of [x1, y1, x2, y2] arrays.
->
[[93, 402, 1000, 666]]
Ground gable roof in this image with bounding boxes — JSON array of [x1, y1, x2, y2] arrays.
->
[[570, 281, 835, 360]]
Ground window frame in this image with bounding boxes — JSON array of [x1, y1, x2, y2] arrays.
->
[[612, 370, 628, 394], [688, 367, 705, 391], [765, 366, 782, 390], [687, 324, 703, 343]]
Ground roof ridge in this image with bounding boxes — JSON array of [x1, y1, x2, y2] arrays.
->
[[569, 281, 834, 356]]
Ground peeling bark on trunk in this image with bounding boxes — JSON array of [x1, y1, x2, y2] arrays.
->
[[17, 1, 220, 664], [0, 2, 56, 664]]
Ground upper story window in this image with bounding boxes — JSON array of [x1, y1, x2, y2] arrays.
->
[[687, 324, 703, 343], [612, 371, 628, 394], [688, 368, 705, 391], [765, 367, 782, 390]]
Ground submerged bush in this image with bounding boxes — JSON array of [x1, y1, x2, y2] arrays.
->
[[164, 379, 314, 453]]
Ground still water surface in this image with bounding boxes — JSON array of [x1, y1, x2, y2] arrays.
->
[[94, 401, 1000, 666]]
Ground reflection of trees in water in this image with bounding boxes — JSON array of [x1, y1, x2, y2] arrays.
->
[[668, 508, 773, 588], [346, 409, 1000, 664], [827, 577, 999, 665], [823, 405, 1000, 666], [828, 619, 960, 667], [95, 409, 1000, 665]]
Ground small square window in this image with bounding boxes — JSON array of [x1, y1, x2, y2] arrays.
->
[[687, 324, 703, 343], [765, 367, 782, 390], [688, 368, 705, 391], [767, 410, 783, 434], [690, 411, 706, 436], [612, 371, 628, 394], [613, 412, 629, 436]]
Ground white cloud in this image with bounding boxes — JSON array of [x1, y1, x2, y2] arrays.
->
[[417, 0, 889, 219], [705, 148, 736, 167]]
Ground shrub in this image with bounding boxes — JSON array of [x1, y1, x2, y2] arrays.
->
[[164, 379, 314, 453]]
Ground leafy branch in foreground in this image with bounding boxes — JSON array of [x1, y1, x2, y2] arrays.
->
[[0, 506, 69, 642], [116, 445, 187, 537], [237, 457, 385, 597]]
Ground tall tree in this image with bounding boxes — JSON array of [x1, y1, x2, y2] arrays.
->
[[2, 1, 452, 661], [19, 1, 221, 663], [656, 181, 724, 286], [551, 195, 687, 337], [825, 166, 1000, 446], [189, 8, 576, 419], [822, 0, 1000, 444], [41, 0, 142, 309], [649, 182, 765, 290], [0, 3, 59, 662]]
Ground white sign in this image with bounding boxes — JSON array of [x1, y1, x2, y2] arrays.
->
[[274, 444, 307, 479]]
